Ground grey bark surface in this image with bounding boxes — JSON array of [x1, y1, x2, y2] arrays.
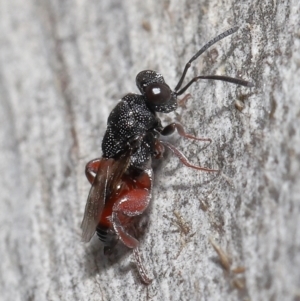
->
[[0, 1, 299, 301]]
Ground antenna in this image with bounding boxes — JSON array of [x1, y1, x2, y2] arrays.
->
[[174, 26, 253, 94]]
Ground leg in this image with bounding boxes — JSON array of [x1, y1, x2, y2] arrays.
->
[[110, 169, 153, 283], [160, 140, 219, 172], [160, 122, 211, 142], [112, 171, 153, 284], [112, 188, 151, 248], [178, 93, 192, 108], [112, 169, 152, 248], [153, 139, 165, 159], [133, 248, 152, 284], [85, 158, 101, 184]]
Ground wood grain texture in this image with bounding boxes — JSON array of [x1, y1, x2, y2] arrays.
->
[[1, 0, 299, 300]]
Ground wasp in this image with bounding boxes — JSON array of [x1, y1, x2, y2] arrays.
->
[[81, 26, 253, 284]]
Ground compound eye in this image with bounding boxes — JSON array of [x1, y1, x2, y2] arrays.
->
[[144, 83, 172, 105]]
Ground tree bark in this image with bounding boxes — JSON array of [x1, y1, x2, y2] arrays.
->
[[0, 0, 299, 300]]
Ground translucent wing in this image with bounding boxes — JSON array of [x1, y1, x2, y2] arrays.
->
[[81, 153, 131, 242]]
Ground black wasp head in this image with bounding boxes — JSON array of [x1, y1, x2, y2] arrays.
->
[[136, 70, 178, 113]]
